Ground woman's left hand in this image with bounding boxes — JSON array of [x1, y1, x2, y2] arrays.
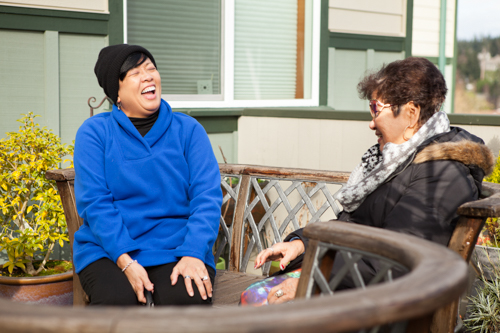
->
[[171, 256, 212, 300], [267, 277, 299, 304]]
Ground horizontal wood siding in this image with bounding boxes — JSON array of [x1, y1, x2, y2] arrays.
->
[[412, 0, 455, 57], [328, 0, 406, 37]]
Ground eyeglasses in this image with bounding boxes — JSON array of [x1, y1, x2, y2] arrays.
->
[[369, 99, 392, 118]]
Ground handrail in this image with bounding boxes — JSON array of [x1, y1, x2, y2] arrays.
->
[[0, 221, 467, 333]]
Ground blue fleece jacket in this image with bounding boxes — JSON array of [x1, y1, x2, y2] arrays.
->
[[73, 99, 222, 273]]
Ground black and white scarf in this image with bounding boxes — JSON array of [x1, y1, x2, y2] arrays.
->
[[335, 111, 451, 212]]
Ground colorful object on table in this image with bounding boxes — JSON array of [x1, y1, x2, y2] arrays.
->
[[240, 269, 301, 306]]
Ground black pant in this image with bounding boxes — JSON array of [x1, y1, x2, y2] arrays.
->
[[78, 258, 215, 306]]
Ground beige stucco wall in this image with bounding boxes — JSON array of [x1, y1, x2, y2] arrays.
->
[[328, 0, 406, 37], [412, 0, 455, 58], [237, 116, 374, 172], [237, 116, 500, 172], [0, 0, 108, 13]]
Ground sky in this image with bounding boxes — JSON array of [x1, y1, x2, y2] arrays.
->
[[456, 0, 500, 40]]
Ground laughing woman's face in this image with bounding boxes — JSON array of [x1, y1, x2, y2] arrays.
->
[[117, 57, 162, 118]]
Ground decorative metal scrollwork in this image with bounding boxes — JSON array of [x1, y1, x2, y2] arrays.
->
[[88, 96, 112, 117]]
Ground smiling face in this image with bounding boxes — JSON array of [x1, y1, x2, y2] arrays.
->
[[368, 97, 419, 151], [117, 57, 162, 118]]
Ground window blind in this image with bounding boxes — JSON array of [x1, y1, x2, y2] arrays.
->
[[234, 0, 298, 100], [127, 0, 221, 95]]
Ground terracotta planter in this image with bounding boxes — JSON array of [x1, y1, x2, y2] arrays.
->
[[0, 270, 73, 306]]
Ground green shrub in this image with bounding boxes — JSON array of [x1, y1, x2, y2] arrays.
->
[[0, 113, 73, 276], [468, 152, 500, 331], [478, 153, 500, 247], [485, 152, 500, 184]]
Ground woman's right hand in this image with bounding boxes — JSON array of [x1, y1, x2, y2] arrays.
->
[[254, 239, 305, 270], [117, 253, 154, 304]]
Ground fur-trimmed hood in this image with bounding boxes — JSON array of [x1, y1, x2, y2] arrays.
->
[[414, 140, 495, 176], [407, 126, 494, 197]]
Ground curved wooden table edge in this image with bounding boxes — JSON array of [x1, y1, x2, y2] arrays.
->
[[0, 222, 468, 333]]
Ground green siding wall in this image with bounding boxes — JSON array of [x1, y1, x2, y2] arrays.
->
[[207, 132, 238, 164], [327, 48, 404, 111], [328, 49, 367, 111], [59, 33, 107, 145], [0, 30, 106, 145], [0, 30, 45, 137]]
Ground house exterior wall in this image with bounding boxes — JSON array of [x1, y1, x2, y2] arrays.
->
[[238, 116, 372, 172], [0, 31, 106, 144], [238, 116, 500, 171], [412, 0, 455, 58], [0, 29, 45, 137], [0, 0, 492, 168], [59, 34, 109, 145], [0, 0, 107, 12], [327, 48, 404, 111], [328, 0, 406, 37], [325, 0, 409, 112], [0, 1, 119, 143]]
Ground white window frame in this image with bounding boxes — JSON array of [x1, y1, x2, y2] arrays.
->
[[124, 0, 321, 108]]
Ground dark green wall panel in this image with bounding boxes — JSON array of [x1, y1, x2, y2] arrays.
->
[[0, 5, 108, 35], [330, 32, 405, 52]]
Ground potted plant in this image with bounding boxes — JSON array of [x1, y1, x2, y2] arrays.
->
[[464, 253, 500, 332], [0, 113, 73, 305]]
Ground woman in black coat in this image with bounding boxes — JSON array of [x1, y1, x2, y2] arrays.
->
[[254, 57, 494, 304]]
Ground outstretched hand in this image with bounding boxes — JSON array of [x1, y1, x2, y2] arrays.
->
[[171, 256, 212, 300], [254, 239, 305, 271]]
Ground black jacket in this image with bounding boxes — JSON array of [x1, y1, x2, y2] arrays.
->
[[284, 127, 494, 288]]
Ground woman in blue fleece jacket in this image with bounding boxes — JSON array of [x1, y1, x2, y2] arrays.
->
[[73, 44, 222, 306]]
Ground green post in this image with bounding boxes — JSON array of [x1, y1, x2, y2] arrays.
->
[[438, 0, 447, 74], [405, 0, 413, 58], [450, 0, 458, 113]]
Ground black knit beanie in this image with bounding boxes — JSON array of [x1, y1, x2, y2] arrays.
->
[[94, 44, 157, 105]]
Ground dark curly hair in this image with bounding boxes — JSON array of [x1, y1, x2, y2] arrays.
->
[[357, 57, 447, 128]]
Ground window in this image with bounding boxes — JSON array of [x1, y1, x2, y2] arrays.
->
[[127, 0, 222, 100], [125, 0, 320, 108]]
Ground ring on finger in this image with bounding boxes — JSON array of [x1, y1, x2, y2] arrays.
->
[[275, 289, 284, 298], [202, 276, 209, 281], [184, 275, 192, 279], [268, 246, 274, 254]]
